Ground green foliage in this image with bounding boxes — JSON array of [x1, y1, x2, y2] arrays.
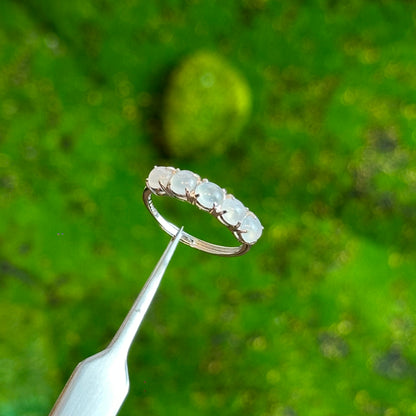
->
[[0, 279, 58, 415], [1, 0, 416, 415], [163, 51, 251, 157]]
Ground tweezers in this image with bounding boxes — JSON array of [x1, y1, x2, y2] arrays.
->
[[49, 227, 184, 416]]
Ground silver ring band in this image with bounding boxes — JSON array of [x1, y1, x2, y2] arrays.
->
[[143, 167, 263, 257]]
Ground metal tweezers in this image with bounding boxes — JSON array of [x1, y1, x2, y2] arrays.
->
[[49, 227, 184, 416]]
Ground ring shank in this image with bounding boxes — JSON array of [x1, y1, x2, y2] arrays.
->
[[143, 188, 251, 257]]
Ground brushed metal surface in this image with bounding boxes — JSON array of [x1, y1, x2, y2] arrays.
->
[[49, 228, 183, 416]]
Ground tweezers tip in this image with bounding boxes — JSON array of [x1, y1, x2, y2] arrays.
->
[[171, 226, 184, 245], [176, 226, 184, 236]]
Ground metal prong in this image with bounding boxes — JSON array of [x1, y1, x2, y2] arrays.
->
[[186, 189, 199, 204], [230, 221, 242, 232]]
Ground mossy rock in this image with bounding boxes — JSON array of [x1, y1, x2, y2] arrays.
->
[[162, 51, 251, 157]]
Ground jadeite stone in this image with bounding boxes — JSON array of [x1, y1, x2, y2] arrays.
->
[[147, 166, 174, 190], [170, 170, 198, 196], [240, 212, 263, 244], [195, 182, 224, 209], [220, 197, 247, 226]]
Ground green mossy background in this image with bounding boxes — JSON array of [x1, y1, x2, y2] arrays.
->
[[1, 1, 416, 415], [163, 50, 251, 157]]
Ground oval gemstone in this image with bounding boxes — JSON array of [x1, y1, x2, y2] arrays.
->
[[147, 166, 175, 190], [195, 182, 224, 209], [220, 197, 247, 226], [170, 170, 198, 196], [239, 212, 263, 244]]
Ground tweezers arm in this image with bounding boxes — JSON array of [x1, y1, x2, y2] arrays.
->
[[108, 227, 183, 358], [48, 228, 184, 416]]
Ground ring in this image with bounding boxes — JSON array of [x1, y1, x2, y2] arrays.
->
[[143, 166, 263, 257]]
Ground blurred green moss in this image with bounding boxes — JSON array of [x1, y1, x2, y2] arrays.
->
[[0, 281, 58, 415], [162, 51, 251, 157]]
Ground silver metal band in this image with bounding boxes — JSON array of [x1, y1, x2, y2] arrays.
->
[[143, 188, 251, 256], [142, 166, 263, 257]]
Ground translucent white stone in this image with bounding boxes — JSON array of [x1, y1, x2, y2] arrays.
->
[[170, 170, 198, 196], [147, 166, 174, 190], [240, 212, 263, 244], [220, 197, 247, 226], [195, 182, 224, 209]]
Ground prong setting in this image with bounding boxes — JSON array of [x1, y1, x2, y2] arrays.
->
[[145, 166, 263, 245]]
